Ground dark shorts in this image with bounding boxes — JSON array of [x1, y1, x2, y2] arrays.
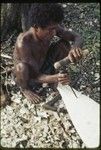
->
[[40, 39, 71, 75]]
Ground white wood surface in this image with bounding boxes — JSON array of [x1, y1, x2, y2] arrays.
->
[[57, 84, 100, 148]]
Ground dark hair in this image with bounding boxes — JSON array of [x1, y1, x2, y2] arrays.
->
[[28, 3, 64, 28]]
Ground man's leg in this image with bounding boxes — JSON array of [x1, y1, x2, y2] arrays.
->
[[14, 62, 43, 103]]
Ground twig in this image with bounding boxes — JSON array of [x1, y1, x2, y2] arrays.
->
[[1, 53, 12, 59], [1, 66, 9, 95], [1, 68, 13, 75]]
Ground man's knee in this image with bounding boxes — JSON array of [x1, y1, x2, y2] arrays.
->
[[14, 62, 29, 88], [15, 62, 28, 73]]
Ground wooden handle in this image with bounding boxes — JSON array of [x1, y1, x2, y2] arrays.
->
[[54, 57, 70, 71], [54, 49, 89, 71]]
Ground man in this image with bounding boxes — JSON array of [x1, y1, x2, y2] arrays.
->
[[13, 3, 83, 103]]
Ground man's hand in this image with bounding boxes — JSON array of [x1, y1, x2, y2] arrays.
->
[[67, 47, 83, 63], [57, 73, 70, 85]]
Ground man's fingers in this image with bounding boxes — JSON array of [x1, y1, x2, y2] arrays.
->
[[60, 80, 70, 85], [72, 49, 78, 58], [68, 53, 74, 63], [58, 78, 70, 82], [68, 49, 78, 62], [58, 74, 70, 80], [68, 47, 83, 63], [75, 48, 81, 57], [76, 48, 83, 57], [58, 73, 67, 78], [61, 82, 69, 85], [79, 48, 83, 55], [58, 73, 70, 85]]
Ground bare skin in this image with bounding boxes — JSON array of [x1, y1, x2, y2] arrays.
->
[[13, 24, 83, 103]]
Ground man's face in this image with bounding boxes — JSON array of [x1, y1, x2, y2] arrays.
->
[[35, 24, 58, 41]]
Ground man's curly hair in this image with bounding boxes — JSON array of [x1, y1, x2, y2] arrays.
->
[[28, 3, 64, 28]]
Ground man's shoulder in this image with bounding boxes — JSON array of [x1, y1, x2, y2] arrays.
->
[[16, 31, 34, 48]]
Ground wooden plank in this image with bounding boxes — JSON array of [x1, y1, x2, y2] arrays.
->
[[57, 84, 100, 148]]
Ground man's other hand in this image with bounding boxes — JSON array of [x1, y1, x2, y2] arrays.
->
[[67, 47, 83, 63], [57, 73, 70, 85]]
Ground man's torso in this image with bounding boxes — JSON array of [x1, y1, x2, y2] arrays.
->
[[13, 30, 51, 69]]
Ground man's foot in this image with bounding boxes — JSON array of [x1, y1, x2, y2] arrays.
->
[[21, 89, 44, 104]]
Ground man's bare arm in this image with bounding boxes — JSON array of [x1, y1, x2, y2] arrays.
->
[[56, 25, 83, 48], [56, 25, 83, 62], [35, 74, 58, 83], [16, 44, 69, 84], [35, 73, 70, 85]]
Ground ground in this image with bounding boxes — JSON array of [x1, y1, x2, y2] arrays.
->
[[0, 3, 100, 148]]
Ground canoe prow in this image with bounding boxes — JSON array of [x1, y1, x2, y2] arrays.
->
[[57, 84, 100, 148]]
